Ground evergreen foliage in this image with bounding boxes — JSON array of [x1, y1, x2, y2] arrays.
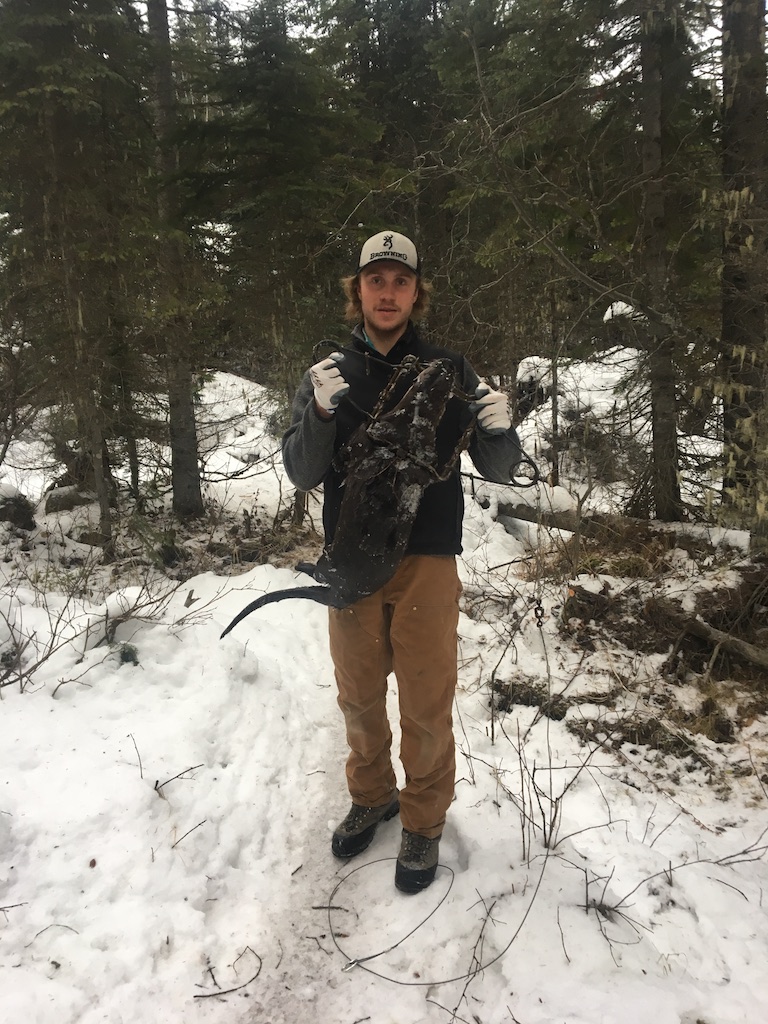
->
[[183, 0, 382, 390], [0, 0, 764, 541], [0, 0, 152, 546]]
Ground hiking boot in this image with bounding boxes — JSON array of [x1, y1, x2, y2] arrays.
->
[[331, 794, 400, 859], [394, 829, 441, 894]]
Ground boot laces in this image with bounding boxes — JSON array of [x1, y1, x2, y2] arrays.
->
[[343, 804, 370, 829], [403, 831, 433, 858]]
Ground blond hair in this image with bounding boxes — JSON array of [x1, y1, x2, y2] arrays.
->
[[341, 274, 434, 324]]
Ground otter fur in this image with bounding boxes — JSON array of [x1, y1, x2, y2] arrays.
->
[[220, 358, 472, 638]]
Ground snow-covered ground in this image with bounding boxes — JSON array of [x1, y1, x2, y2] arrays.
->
[[1, 373, 766, 1024]]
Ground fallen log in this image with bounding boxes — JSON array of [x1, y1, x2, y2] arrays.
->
[[649, 596, 768, 672], [497, 504, 728, 548], [677, 616, 768, 671]]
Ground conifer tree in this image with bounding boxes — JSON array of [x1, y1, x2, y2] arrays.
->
[[185, 0, 380, 385], [434, 0, 720, 513], [0, 0, 151, 551], [146, 0, 206, 519], [719, 0, 767, 549]]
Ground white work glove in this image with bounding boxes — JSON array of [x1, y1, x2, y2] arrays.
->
[[310, 352, 349, 414], [471, 385, 511, 434]]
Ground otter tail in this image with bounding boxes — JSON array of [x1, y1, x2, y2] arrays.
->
[[219, 585, 340, 638]]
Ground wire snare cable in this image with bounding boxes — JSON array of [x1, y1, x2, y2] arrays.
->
[[328, 857, 455, 973], [326, 846, 550, 987]]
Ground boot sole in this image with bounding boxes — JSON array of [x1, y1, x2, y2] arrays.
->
[[394, 862, 437, 894], [331, 799, 400, 860]]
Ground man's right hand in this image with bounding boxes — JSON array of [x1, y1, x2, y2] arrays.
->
[[311, 353, 349, 415]]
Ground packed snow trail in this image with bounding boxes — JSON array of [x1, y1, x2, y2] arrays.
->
[[1, 566, 344, 1023]]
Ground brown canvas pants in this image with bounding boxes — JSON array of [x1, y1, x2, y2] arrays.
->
[[328, 555, 461, 839]]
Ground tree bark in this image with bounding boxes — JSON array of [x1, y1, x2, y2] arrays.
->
[[640, 1, 682, 521], [660, 604, 768, 671], [291, 489, 308, 527], [65, 287, 114, 557], [167, 355, 204, 517], [549, 292, 560, 488], [497, 502, 706, 545], [146, 0, 204, 519]]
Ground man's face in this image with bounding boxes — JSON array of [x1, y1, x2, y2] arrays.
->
[[357, 262, 420, 340]]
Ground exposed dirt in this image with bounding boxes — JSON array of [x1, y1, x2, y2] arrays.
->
[[492, 679, 570, 721], [567, 715, 706, 762], [559, 563, 768, 691], [492, 558, 768, 771]]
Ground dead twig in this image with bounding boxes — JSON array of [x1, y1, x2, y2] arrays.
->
[[155, 764, 204, 792], [193, 957, 262, 1000], [556, 906, 570, 963], [171, 819, 206, 849], [747, 745, 768, 801], [450, 892, 499, 1017], [129, 733, 143, 779], [0, 902, 27, 917], [649, 811, 681, 849], [425, 1000, 474, 1024], [24, 923, 79, 946]]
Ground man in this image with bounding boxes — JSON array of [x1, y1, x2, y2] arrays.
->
[[282, 231, 522, 894]]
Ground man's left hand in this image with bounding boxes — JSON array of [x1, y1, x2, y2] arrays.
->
[[471, 386, 511, 434]]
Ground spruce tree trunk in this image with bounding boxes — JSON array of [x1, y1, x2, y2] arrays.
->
[[549, 296, 560, 488], [123, 383, 141, 500], [89, 417, 115, 562], [167, 355, 204, 518], [720, 0, 768, 550], [640, 2, 682, 522], [146, 0, 204, 519], [291, 489, 308, 527], [66, 290, 114, 557], [72, 391, 114, 560]]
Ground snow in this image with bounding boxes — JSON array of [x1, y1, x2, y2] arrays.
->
[[1, 373, 767, 1024]]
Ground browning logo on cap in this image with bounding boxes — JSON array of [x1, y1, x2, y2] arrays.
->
[[358, 230, 420, 274]]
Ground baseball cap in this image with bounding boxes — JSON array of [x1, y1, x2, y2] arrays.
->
[[357, 231, 420, 274]]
